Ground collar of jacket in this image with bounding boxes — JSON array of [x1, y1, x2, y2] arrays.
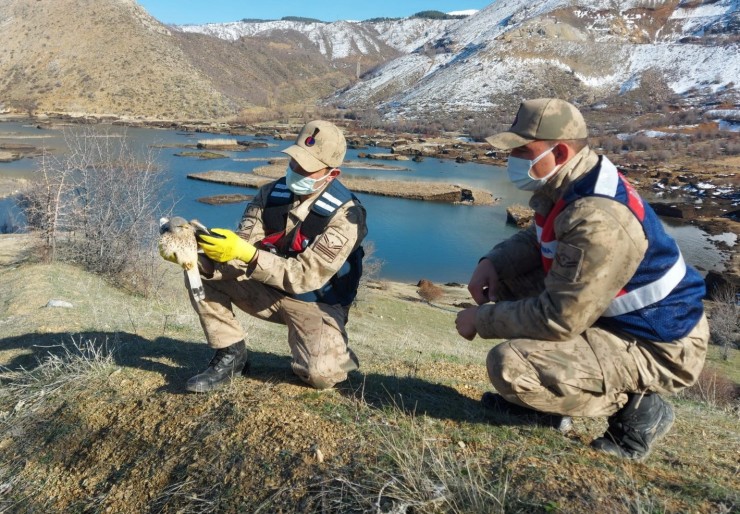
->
[[529, 146, 600, 216]]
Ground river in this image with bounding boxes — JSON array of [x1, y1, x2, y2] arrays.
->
[[0, 121, 731, 284]]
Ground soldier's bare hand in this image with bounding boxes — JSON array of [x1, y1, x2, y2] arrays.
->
[[467, 258, 500, 305], [455, 307, 478, 341]]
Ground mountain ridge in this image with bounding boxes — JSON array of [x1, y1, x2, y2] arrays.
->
[[329, 0, 740, 120], [0, 1, 737, 124]]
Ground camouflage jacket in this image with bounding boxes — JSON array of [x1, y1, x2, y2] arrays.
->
[[232, 179, 367, 296], [475, 146, 654, 340]]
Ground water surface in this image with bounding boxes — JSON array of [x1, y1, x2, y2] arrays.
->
[[0, 122, 730, 283]]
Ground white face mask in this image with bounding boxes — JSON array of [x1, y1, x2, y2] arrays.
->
[[507, 146, 561, 191], [285, 166, 329, 196]]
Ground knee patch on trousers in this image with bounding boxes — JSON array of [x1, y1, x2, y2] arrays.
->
[[487, 342, 518, 394]]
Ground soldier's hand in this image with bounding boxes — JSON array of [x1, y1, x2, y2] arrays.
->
[[455, 307, 478, 341], [468, 258, 500, 305], [197, 228, 257, 263]]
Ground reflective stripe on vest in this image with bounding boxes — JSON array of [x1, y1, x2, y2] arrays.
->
[[269, 181, 292, 200], [537, 157, 685, 317], [603, 252, 687, 317], [314, 190, 344, 214]]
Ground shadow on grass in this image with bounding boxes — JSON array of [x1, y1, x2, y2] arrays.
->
[[336, 370, 487, 423], [0, 330, 487, 423]]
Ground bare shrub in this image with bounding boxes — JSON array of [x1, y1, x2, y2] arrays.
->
[[417, 279, 444, 303], [645, 148, 672, 161], [679, 367, 740, 410], [725, 141, 740, 156], [355, 240, 384, 303], [467, 119, 497, 142], [597, 136, 624, 154], [629, 135, 654, 151], [20, 127, 170, 294], [708, 285, 739, 360]]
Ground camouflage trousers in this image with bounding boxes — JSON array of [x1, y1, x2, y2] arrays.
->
[[187, 270, 359, 390], [487, 273, 709, 417]]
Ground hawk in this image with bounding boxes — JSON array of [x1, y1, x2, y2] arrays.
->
[[158, 216, 209, 301]]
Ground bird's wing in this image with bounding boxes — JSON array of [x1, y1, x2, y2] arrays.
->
[[189, 219, 213, 241]]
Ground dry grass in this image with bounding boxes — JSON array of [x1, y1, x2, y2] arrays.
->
[[0, 241, 738, 513], [679, 366, 740, 411], [305, 407, 509, 513]]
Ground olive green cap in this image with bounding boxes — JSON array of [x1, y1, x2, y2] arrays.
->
[[485, 98, 588, 150]]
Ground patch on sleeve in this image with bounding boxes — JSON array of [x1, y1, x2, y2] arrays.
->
[[551, 242, 584, 282], [238, 206, 261, 236], [312, 228, 348, 263], [246, 205, 261, 219], [239, 218, 257, 236]]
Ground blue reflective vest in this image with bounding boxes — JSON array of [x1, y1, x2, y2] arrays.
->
[[537, 157, 705, 341]]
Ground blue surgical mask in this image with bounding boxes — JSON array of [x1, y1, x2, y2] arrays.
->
[[285, 166, 329, 196], [507, 146, 561, 191]]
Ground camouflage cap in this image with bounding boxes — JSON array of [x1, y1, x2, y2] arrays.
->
[[282, 120, 347, 172], [485, 98, 588, 150]]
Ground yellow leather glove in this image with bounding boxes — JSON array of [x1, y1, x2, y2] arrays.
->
[[197, 228, 257, 263]]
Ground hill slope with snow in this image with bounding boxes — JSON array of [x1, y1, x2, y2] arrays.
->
[[176, 17, 464, 60], [329, 0, 739, 119]]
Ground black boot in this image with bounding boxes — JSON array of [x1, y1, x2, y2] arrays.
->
[[481, 392, 573, 433], [186, 340, 249, 393], [591, 393, 674, 461]]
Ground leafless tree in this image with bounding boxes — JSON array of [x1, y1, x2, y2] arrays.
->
[[708, 285, 740, 361], [20, 126, 170, 293], [20, 150, 74, 261]]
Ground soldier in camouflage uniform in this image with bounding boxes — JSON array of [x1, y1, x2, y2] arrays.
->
[[183, 120, 367, 393], [455, 99, 709, 461]]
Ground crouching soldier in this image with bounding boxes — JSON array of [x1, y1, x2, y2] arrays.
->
[[455, 99, 708, 461], [178, 120, 367, 392]]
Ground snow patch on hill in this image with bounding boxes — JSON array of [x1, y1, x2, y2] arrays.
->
[[177, 17, 456, 59], [333, 0, 739, 117]]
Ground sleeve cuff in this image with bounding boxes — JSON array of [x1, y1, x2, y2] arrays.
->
[[475, 303, 498, 339]]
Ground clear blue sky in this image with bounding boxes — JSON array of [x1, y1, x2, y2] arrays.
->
[[137, 1, 493, 24]]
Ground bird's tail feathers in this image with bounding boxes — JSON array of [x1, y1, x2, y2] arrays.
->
[[185, 267, 205, 302]]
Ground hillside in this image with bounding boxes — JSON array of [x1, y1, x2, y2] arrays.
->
[[0, 0, 235, 120], [177, 17, 456, 59], [1, 0, 737, 124], [0, 0, 368, 121], [172, 31, 357, 114], [332, 0, 740, 121], [0, 235, 738, 512]]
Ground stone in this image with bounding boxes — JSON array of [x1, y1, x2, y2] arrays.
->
[[45, 299, 73, 309]]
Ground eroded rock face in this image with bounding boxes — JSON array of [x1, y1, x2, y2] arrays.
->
[[506, 204, 534, 228]]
